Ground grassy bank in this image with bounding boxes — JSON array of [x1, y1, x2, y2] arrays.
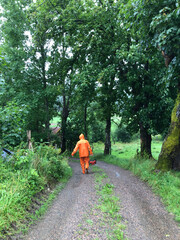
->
[[93, 140, 180, 223], [0, 144, 72, 238]]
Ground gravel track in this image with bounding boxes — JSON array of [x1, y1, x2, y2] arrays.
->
[[25, 160, 180, 240], [98, 161, 180, 240]]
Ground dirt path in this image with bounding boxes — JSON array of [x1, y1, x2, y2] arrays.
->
[[98, 161, 180, 240], [25, 161, 180, 240]]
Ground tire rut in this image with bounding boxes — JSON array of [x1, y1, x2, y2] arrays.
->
[[98, 161, 180, 240], [25, 161, 96, 240]]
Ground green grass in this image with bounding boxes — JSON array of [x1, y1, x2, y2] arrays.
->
[[27, 175, 71, 226], [93, 166, 127, 240], [50, 116, 61, 125], [0, 145, 72, 238], [74, 165, 127, 240], [93, 140, 180, 223], [94, 139, 162, 161]]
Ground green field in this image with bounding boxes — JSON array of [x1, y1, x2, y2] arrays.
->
[[93, 139, 163, 161]]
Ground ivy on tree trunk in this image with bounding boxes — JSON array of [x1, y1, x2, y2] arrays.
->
[[156, 90, 180, 171]]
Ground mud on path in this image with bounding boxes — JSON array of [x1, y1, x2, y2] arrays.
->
[[25, 161, 180, 240]]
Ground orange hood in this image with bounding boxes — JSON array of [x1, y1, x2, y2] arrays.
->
[[71, 133, 93, 157], [79, 134, 85, 140]]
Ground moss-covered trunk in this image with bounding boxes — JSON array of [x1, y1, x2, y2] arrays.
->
[[156, 92, 180, 171]]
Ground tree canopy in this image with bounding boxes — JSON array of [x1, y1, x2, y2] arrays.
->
[[0, 0, 179, 170]]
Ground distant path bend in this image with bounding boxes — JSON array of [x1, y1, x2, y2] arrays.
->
[[25, 161, 180, 240]]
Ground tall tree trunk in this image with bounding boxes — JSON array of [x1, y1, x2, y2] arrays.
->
[[61, 122, 66, 153], [44, 97, 51, 142], [61, 95, 69, 153], [84, 103, 88, 139], [104, 115, 111, 155], [41, 44, 50, 142], [156, 91, 180, 171], [139, 123, 152, 158]]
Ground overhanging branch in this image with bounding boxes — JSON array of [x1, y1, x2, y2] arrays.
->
[[48, 0, 60, 14]]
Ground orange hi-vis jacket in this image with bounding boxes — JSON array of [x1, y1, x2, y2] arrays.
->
[[71, 134, 93, 157]]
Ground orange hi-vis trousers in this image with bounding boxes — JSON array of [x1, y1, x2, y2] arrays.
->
[[80, 157, 89, 174]]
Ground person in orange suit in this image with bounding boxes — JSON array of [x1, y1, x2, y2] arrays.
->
[[71, 133, 93, 174]]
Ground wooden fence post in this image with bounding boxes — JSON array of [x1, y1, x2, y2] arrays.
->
[[27, 130, 33, 150]]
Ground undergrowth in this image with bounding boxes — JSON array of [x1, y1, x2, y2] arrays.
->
[[0, 144, 72, 239]]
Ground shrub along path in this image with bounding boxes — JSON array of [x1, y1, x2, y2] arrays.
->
[[25, 160, 180, 240]]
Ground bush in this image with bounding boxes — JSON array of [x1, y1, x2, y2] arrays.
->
[[0, 144, 71, 238], [114, 126, 132, 143], [0, 101, 29, 147], [13, 144, 67, 185], [89, 121, 105, 143], [33, 144, 65, 184]]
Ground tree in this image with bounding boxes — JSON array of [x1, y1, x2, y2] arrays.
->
[[0, 0, 29, 101], [53, 0, 119, 153], [118, 0, 175, 158], [84, 0, 125, 155], [70, 64, 97, 138], [0, 0, 32, 145], [1, 0, 77, 145], [17, 0, 61, 142], [49, 0, 90, 152], [150, 1, 180, 170], [117, 42, 173, 158], [0, 100, 29, 146]]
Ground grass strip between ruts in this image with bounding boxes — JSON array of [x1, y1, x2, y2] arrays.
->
[[93, 165, 128, 240], [74, 165, 128, 240]]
